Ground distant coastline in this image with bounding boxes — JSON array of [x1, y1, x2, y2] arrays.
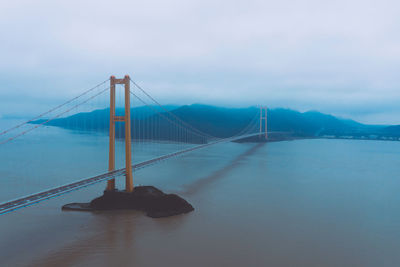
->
[[29, 104, 400, 142]]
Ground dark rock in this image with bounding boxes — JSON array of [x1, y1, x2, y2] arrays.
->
[[62, 186, 194, 218]]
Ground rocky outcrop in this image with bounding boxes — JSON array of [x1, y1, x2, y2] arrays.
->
[[62, 186, 194, 218]]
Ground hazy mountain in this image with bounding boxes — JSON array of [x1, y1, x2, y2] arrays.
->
[[380, 125, 400, 137], [32, 105, 179, 131], [166, 104, 257, 138], [30, 104, 400, 141]]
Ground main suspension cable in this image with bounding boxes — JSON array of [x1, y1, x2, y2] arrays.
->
[[0, 79, 110, 136], [130, 79, 218, 140], [129, 90, 211, 141], [0, 87, 110, 145]]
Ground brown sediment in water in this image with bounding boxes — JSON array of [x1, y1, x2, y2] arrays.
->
[[62, 186, 194, 218]]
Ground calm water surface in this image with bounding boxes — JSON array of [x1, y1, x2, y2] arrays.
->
[[1, 120, 400, 266]]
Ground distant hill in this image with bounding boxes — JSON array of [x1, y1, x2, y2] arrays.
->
[[31, 105, 179, 132], [267, 109, 383, 137], [30, 104, 400, 142], [380, 125, 400, 137], [166, 104, 257, 138]]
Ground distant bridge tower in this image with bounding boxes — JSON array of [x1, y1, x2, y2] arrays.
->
[[106, 75, 134, 192], [259, 106, 268, 140]]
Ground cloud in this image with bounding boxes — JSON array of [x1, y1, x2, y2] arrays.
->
[[0, 0, 400, 124]]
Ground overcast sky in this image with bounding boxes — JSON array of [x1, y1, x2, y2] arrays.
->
[[0, 0, 400, 124]]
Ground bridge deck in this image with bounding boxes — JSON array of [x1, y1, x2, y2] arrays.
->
[[0, 133, 265, 215]]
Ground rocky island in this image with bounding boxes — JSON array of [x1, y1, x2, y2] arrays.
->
[[62, 186, 194, 218]]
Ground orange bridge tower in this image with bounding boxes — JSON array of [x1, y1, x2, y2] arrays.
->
[[259, 106, 268, 140], [106, 75, 134, 192]]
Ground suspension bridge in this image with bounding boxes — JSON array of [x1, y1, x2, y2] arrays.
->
[[0, 75, 269, 215]]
